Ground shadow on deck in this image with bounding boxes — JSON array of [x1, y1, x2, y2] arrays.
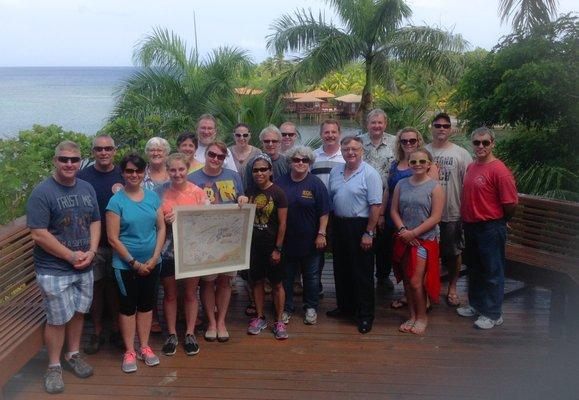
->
[[4, 262, 579, 399]]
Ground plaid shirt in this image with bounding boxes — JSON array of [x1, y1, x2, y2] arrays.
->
[[359, 132, 397, 188]]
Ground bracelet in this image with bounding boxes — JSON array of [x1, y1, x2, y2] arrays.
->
[[69, 251, 77, 265], [274, 246, 283, 253], [397, 226, 407, 233], [317, 232, 327, 237]]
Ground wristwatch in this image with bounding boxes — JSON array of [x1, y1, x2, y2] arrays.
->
[[274, 246, 283, 253], [364, 230, 375, 238]]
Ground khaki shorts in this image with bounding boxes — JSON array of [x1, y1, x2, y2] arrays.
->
[[439, 221, 465, 259]]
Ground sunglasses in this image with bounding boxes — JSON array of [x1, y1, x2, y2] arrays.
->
[[291, 157, 310, 164], [472, 139, 492, 147], [57, 156, 81, 164], [207, 150, 227, 161], [409, 159, 429, 166], [93, 146, 115, 152], [252, 167, 271, 173], [281, 132, 296, 137], [124, 168, 144, 175], [234, 133, 249, 138], [433, 123, 451, 129], [400, 138, 418, 145], [341, 147, 361, 153], [262, 139, 280, 144]]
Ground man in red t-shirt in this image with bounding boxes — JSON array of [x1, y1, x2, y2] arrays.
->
[[457, 127, 517, 330]]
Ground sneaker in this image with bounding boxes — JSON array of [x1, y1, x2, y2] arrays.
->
[[272, 321, 289, 340], [184, 334, 200, 355], [64, 353, 93, 378], [281, 311, 291, 324], [457, 305, 478, 317], [247, 317, 267, 335], [304, 308, 317, 325], [137, 346, 160, 366], [474, 315, 504, 330], [83, 333, 104, 355], [44, 366, 64, 394], [162, 334, 178, 356], [121, 351, 137, 373]]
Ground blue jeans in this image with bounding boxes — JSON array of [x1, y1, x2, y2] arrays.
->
[[283, 253, 320, 312], [464, 219, 507, 320]]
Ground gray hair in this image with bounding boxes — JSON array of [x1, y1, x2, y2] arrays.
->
[[286, 145, 315, 165], [366, 108, 388, 124], [92, 134, 115, 148], [259, 124, 282, 141], [470, 126, 496, 141], [55, 140, 80, 156], [145, 137, 171, 154], [197, 113, 217, 125]]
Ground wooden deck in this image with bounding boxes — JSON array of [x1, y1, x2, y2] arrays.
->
[[4, 263, 579, 399]]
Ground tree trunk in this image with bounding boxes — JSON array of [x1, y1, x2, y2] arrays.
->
[[356, 59, 374, 125]]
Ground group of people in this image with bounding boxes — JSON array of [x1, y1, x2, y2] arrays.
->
[[27, 110, 518, 394]]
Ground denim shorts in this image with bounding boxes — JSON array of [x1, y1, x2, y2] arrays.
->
[[417, 245, 427, 260], [36, 271, 94, 325]]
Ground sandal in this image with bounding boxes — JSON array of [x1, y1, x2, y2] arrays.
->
[[245, 302, 257, 317], [398, 320, 415, 333], [446, 293, 461, 307], [410, 320, 427, 335], [390, 298, 408, 309]]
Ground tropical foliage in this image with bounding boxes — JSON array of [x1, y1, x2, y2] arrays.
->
[[267, 0, 467, 119], [499, 0, 559, 31]]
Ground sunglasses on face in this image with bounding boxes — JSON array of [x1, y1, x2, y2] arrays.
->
[[207, 150, 227, 161], [57, 156, 81, 164], [433, 123, 451, 129], [124, 168, 144, 175], [291, 157, 310, 164], [409, 159, 429, 166], [400, 138, 418, 145], [341, 147, 361, 153], [252, 167, 271, 173], [93, 146, 115, 152], [234, 133, 249, 138], [281, 132, 296, 137], [262, 139, 280, 145], [472, 139, 492, 147]]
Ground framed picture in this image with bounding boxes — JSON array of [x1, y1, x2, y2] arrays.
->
[[173, 203, 256, 279]]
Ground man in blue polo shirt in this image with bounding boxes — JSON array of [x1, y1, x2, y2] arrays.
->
[[327, 136, 382, 334]]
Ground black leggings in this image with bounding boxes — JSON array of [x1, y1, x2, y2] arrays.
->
[[115, 266, 160, 316]]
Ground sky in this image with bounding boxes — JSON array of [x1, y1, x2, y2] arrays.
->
[[0, 0, 576, 66]]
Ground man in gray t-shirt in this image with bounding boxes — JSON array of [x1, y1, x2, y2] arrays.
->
[[425, 113, 472, 307], [26, 141, 100, 394]]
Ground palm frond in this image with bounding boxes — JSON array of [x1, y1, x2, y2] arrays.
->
[[133, 27, 189, 73], [499, 0, 559, 30]]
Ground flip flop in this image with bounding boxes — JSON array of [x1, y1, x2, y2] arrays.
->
[[410, 320, 427, 335], [446, 293, 461, 307], [390, 298, 408, 309], [398, 320, 415, 333]]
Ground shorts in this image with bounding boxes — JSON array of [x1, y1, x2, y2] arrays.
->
[[36, 271, 94, 326], [114, 266, 160, 316], [92, 246, 114, 282], [417, 246, 427, 260], [160, 258, 175, 279], [200, 271, 237, 282], [249, 244, 284, 284], [439, 220, 465, 259]]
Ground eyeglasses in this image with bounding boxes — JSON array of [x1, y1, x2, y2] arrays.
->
[[409, 159, 429, 166], [400, 138, 418, 145], [291, 157, 310, 164], [433, 123, 451, 129], [252, 167, 271, 173], [262, 139, 280, 144], [472, 139, 492, 147], [93, 146, 115, 152], [281, 132, 296, 137], [341, 147, 361, 153], [124, 168, 144, 175], [234, 133, 249, 138], [57, 156, 81, 164], [207, 150, 227, 161]]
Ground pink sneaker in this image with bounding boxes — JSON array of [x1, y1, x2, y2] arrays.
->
[[272, 322, 288, 340], [122, 351, 137, 373], [137, 346, 160, 366]]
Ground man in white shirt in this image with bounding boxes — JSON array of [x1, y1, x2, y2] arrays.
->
[[194, 114, 238, 172]]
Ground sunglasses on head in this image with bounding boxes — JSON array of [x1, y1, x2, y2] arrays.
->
[[234, 133, 249, 138], [433, 123, 451, 129], [252, 167, 271, 173], [262, 139, 279, 144], [93, 146, 114, 152], [207, 150, 227, 161], [124, 167, 144, 175], [281, 132, 296, 137], [291, 157, 310, 164], [400, 138, 418, 145], [409, 159, 429, 166], [472, 139, 492, 147], [57, 156, 81, 164]]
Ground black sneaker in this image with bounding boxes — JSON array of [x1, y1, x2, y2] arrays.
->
[[162, 334, 178, 356], [184, 334, 200, 356]]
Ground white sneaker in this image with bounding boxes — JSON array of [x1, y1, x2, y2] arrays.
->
[[474, 315, 504, 330], [281, 311, 291, 324], [304, 308, 317, 325], [457, 305, 478, 317]]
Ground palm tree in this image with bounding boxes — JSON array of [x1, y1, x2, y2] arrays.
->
[[267, 0, 467, 120], [111, 27, 252, 136], [499, 0, 559, 31]]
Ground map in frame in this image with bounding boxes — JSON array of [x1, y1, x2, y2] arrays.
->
[[173, 204, 256, 279]]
